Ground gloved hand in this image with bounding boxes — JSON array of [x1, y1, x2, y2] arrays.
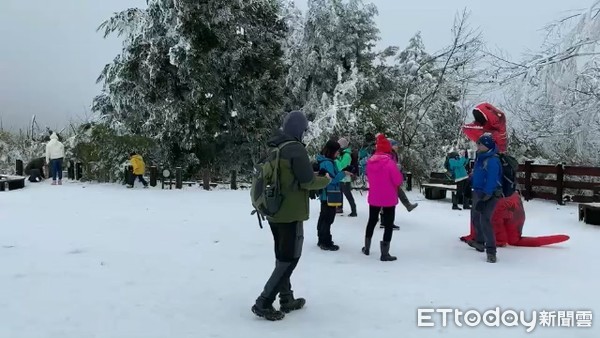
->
[[475, 195, 491, 212]]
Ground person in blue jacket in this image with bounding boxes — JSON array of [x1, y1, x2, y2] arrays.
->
[[468, 133, 503, 263], [316, 140, 352, 251]]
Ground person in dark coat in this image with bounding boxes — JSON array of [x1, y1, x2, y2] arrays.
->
[[252, 111, 331, 321], [25, 157, 46, 182]]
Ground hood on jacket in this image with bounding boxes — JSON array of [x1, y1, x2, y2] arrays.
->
[[282, 110, 308, 142]]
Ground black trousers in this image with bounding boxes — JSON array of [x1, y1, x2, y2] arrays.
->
[[257, 221, 304, 306], [340, 182, 356, 213], [452, 179, 468, 207], [366, 206, 396, 242], [317, 201, 337, 245], [129, 174, 148, 187]]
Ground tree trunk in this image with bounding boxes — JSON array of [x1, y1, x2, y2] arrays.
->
[[230, 170, 237, 190], [202, 168, 211, 191]]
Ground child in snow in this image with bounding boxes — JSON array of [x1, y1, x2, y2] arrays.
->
[[362, 134, 404, 261], [128, 152, 149, 188], [448, 149, 470, 210], [316, 140, 352, 251], [335, 137, 357, 217]]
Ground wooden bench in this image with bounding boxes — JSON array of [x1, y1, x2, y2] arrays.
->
[[421, 183, 457, 200], [0, 175, 26, 192], [579, 203, 600, 226]]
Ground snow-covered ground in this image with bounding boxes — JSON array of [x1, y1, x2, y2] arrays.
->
[[1, 181, 599, 338]]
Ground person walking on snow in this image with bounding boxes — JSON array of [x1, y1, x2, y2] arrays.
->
[[252, 111, 331, 321], [128, 152, 149, 188], [45, 132, 65, 185], [362, 134, 403, 261], [448, 150, 470, 210], [467, 134, 503, 263], [316, 140, 352, 251], [335, 137, 357, 217]]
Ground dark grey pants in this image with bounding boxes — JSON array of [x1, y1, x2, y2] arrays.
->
[[257, 221, 304, 307], [340, 182, 356, 213], [471, 193, 498, 254]]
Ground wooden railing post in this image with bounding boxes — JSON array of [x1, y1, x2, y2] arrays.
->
[[524, 160, 533, 201], [556, 163, 565, 205]]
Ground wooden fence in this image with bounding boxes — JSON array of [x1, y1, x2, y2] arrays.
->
[[517, 161, 600, 205]]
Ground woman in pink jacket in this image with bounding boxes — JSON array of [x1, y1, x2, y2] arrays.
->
[[362, 134, 404, 261]]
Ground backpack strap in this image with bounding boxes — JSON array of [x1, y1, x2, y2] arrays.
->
[[271, 140, 300, 190]]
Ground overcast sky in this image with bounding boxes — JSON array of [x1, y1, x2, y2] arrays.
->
[[0, 0, 593, 130]]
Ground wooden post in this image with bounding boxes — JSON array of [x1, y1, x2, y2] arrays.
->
[[556, 163, 565, 205], [150, 166, 157, 187], [175, 167, 183, 189], [68, 160, 75, 179], [15, 160, 23, 176], [202, 168, 211, 191], [406, 172, 413, 191], [524, 160, 533, 201], [230, 170, 238, 190]]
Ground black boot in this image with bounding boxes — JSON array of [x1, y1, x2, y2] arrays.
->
[[452, 205, 462, 210], [348, 208, 357, 217], [487, 253, 497, 263], [380, 241, 397, 261], [252, 297, 285, 321], [279, 293, 306, 313], [361, 237, 372, 255], [467, 240, 485, 252]]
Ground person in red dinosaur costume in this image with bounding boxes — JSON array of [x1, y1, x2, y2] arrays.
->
[[459, 103, 569, 247]]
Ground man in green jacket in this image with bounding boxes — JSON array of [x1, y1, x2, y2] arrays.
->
[[335, 137, 357, 216], [252, 110, 331, 321]]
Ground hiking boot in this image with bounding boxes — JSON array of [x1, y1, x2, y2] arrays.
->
[[319, 243, 340, 251], [361, 237, 372, 256], [380, 241, 397, 261], [463, 205, 471, 210], [280, 297, 306, 313], [251, 304, 285, 321], [452, 205, 462, 210], [348, 211, 358, 217], [126, 185, 133, 189], [467, 240, 485, 252], [406, 203, 418, 212], [487, 253, 497, 263]]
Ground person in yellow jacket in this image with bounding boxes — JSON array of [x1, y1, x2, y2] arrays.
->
[[128, 152, 149, 188]]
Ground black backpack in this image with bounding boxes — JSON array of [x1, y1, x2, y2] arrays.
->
[[484, 153, 519, 197]]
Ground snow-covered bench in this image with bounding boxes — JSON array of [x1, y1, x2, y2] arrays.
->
[[421, 182, 456, 200], [0, 175, 26, 192], [579, 203, 600, 226]]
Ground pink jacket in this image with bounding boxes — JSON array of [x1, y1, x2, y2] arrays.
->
[[366, 153, 404, 207]]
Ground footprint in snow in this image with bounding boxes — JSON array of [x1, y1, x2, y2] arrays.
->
[[67, 249, 86, 255]]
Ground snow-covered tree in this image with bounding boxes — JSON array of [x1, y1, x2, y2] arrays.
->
[[285, 0, 379, 151], [492, 1, 600, 165], [95, 0, 289, 179]]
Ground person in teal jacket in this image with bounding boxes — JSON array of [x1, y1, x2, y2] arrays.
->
[[316, 140, 352, 251], [335, 138, 357, 217], [448, 150, 470, 210]]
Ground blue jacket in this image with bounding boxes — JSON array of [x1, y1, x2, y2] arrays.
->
[[317, 154, 346, 201], [471, 148, 502, 196], [449, 157, 469, 181]]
